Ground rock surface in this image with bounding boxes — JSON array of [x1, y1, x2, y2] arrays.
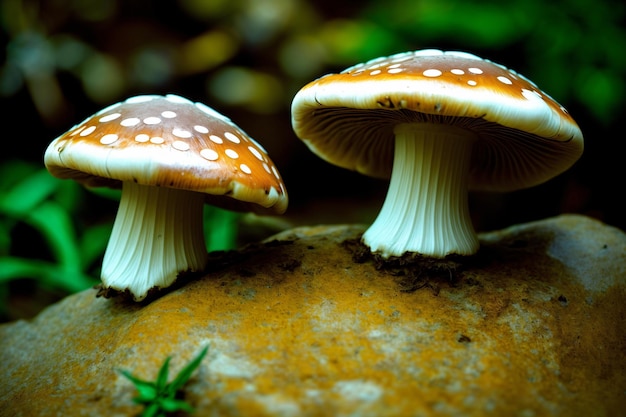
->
[[1, 214, 625, 416]]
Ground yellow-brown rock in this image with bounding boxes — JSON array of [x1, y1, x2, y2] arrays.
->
[[1, 214, 625, 416]]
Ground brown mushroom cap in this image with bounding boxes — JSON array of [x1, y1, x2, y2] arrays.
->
[[45, 94, 287, 214], [291, 49, 583, 192]]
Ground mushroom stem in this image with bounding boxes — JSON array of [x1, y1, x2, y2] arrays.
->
[[362, 122, 479, 258], [101, 182, 208, 301]]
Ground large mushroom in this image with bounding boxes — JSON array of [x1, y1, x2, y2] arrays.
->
[[45, 94, 287, 301], [291, 49, 583, 260]]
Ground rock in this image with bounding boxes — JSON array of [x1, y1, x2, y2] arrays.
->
[[0, 214, 625, 416]]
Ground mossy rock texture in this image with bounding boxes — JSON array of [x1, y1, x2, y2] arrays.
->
[[1, 214, 625, 416]]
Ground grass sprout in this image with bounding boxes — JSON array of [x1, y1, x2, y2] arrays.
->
[[119, 346, 209, 417]]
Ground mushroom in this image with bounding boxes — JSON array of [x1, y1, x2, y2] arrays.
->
[[45, 94, 287, 301], [291, 49, 583, 260]]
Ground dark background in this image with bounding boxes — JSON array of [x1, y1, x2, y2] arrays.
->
[[1, 0, 625, 320]]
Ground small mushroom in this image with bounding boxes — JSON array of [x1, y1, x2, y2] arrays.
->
[[45, 94, 287, 301], [291, 49, 583, 259]]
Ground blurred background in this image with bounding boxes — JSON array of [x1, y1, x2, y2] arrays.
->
[[1, 0, 624, 321]]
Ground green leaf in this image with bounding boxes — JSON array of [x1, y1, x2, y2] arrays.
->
[[0, 161, 38, 192], [86, 185, 121, 201], [204, 206, 241, 251], [119, 346, 209, 415], [168, 346, 208, 395], [0, 257, 50, 283], [134, 386, 159, 403], [119, 370, 158, 402], [160, 397, 194, 413], [43, 265, 96, 292], [25, 201, 80, 271], [119, 369, 150, 387], [52, 180, 82, 213], [141, 402, 163, 417], [0, 256, 95, 292], [155, 356, 171, 390], [0, 169, 61, 216]]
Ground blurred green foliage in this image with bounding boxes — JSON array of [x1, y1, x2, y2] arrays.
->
[[0, 161, 102, 319], [1, 0, 624, 320], [0, 161, 241, 320], [361, 0, 626, 125], [0, 161, 101, 293]]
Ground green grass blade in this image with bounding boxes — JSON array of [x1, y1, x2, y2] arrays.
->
[[119, 369, 158, 402], [155, 356, 171, 390], [25, 201, 81, 271], [0, 256, 96, 292], [0, 169, 60, 216], [0, 161, 37, 191], [204, 206, 241, 251], [0, 257, 50, 283], [160, 397, 194, 413], [168, 346, 209, 395]]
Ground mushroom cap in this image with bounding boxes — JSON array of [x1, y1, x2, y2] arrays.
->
[[291, 49, 584, 192], [45, 94, 287, 214]]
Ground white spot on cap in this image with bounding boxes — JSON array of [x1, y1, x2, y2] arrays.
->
[[423, 69, 442, 77], [271, 165, 280, 180], [121, 118, 140, 127], [248, 137, 267, 152], [80, 126, 96, 136], [209, 135, 223, 144], [161, 111, 176, 118], [468, 67, 483, 74], [135, 134, 149, 142], [70, 126, 86, 136], [127, 95, 157, 103], [99, 113, 121, 122], [194, 125, 209, 134], [172, 140, 190, 151], [248, 146, 265, 161], [173, 128, 192, 138], [522, 88, 543, 101], [497, 76, 513, 85], [446, 50, 481, 60], [450, 69, 465, 75], [467, 80, 477, 86], [144, 117, 161, 125], [150, 137, 164, 144], [200, 149, 218, 161], [225, 149, 238, 159], [224, 132, 240, 143], [165, 95, 191, 104], [388, 68, 403, 74], [370, 70, 382, 75], [390, 54, 413, 63], [263, 163, 271, 174], [240, 164, 251, 174], [414, 49, 444, 57], [100, 134, 118, 144]]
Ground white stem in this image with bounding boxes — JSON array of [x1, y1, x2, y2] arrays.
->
[[101, 182, 208, 300], [362, 122, 479, 258]]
